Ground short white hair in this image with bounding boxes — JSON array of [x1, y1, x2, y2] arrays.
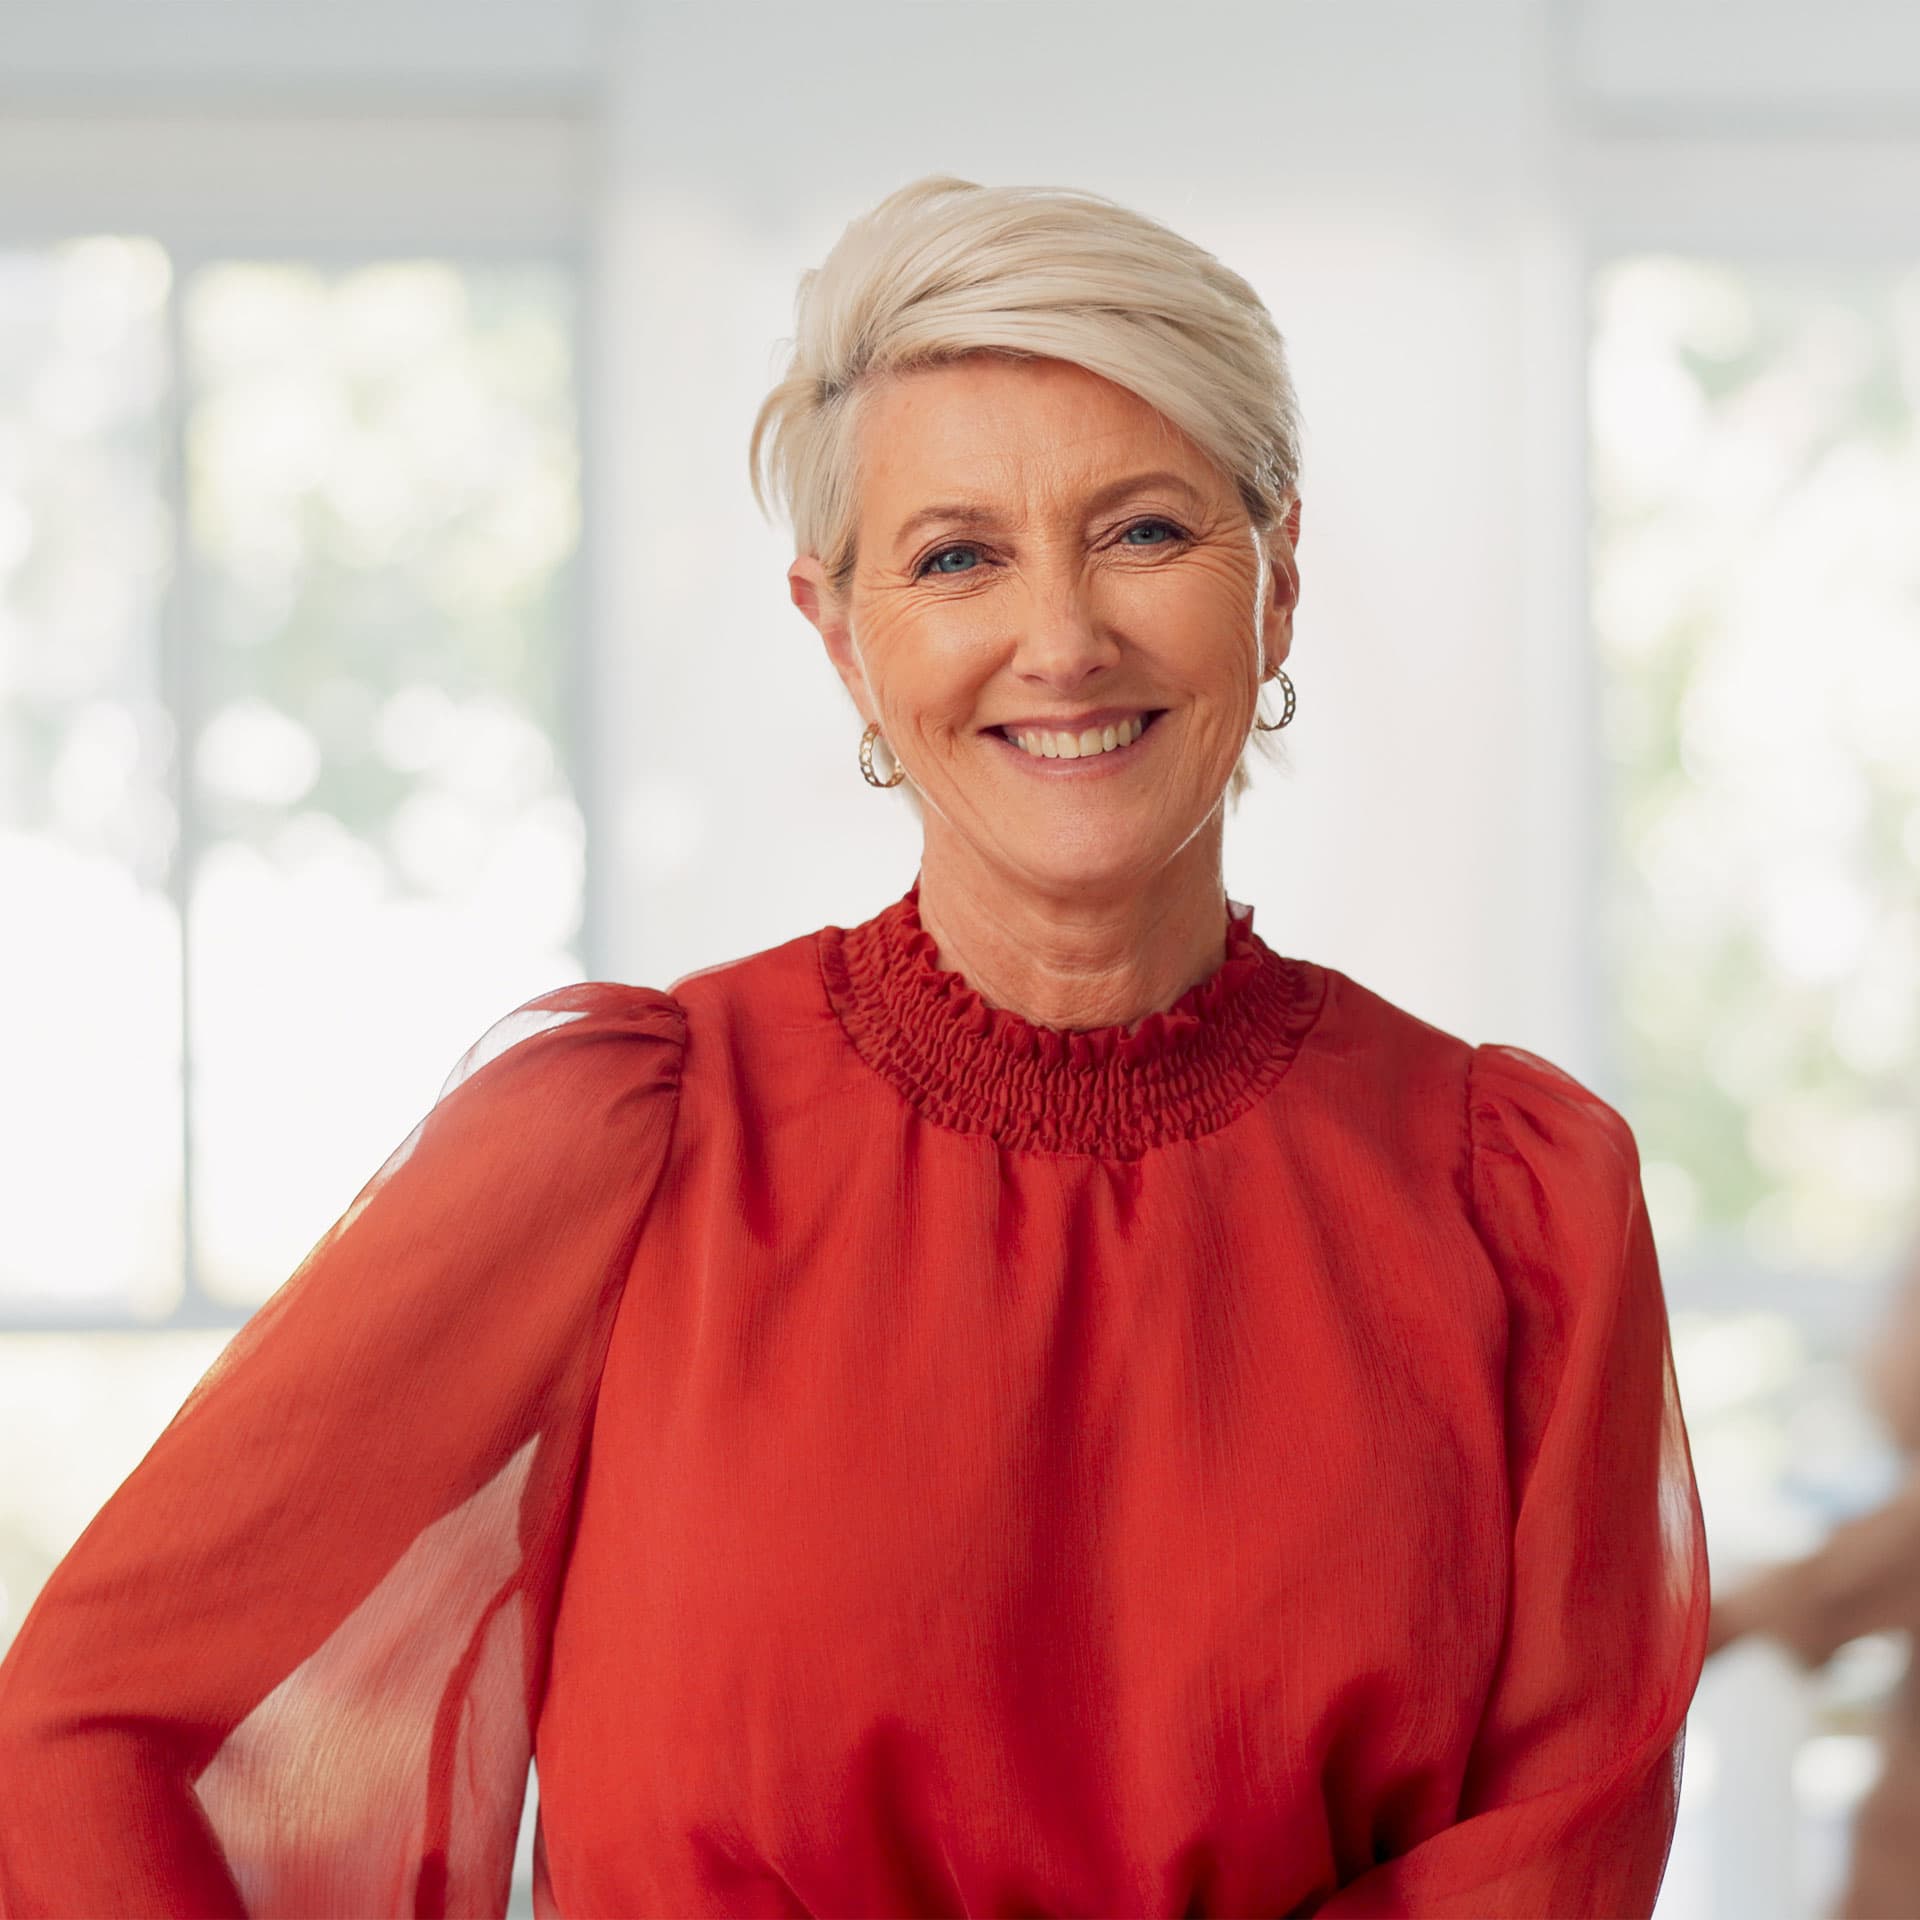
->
[[750, 174, 1304, 803]]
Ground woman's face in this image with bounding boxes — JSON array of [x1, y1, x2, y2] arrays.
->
[[790, 354, 1298, 901]]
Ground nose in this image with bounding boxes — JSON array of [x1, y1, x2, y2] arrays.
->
[[1008, 570, 1122, 692]]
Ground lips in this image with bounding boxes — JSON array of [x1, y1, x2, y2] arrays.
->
[[987, 705, 1160, 737], [990, 708, 1168, 763]]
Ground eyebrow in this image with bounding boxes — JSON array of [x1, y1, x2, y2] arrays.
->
[[889, 469, 1210, 551]]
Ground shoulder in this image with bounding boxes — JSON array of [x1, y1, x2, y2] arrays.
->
[[323, 982, 688, 1251], [1294, 961, 1477, 1128], [436, 919, 840, 1139], [423, 982, 688, 1179], [665, 924, 828, 1018], [1304, 962, 1636, 1150], [664, 923, 847, 1080], [1459, 1049, 1675, 1505], [1466, 1040, 1642, 1199], [1296, 964, 1642, 1222], [446, 913, 829, 1081], [1463, 1041, 1652, 1328], [440, 980, 687, 1104]]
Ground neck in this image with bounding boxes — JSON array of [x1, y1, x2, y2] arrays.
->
[[913, 822, 1230, 1032]]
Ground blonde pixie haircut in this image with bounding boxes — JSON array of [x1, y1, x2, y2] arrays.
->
[[749, 173, 1304, 805]]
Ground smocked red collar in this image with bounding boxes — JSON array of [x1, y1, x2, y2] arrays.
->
[[818, 879, 1324, 1157]]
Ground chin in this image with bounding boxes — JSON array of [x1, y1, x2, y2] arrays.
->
[[996, 835, 1176, 901]]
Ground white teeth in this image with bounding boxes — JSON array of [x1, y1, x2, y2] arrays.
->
[[1008, 714, 1150, 760]]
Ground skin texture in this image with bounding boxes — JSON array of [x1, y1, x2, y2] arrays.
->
[[788, 354, 1301, 1032]]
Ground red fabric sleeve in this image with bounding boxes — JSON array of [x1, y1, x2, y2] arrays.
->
[[1316, 1043, 1710, 1919], [0, 983, 684, 1918]]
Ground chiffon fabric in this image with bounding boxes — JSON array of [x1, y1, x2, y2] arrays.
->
[[0, 876, 1710, 1918]]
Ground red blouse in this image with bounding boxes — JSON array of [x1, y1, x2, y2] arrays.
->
[[0, 877, 1709, 1918]]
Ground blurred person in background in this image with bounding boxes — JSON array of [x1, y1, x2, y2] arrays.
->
[[1709, 1235, 1920, 1920], [0, 175, 1709, 1917]]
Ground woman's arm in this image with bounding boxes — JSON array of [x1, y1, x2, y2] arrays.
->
[[1315, 1043, 1710, 1919], [0, 984, 684, 1917]]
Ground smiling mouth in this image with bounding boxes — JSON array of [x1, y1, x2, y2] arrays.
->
[[991, 709, 1168, 761]]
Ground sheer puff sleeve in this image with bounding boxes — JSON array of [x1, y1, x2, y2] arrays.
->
[[0, 982, 685, 1919], [1317, 1042, 1710, 1919]]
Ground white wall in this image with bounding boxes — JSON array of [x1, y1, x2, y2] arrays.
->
[[0, 0, 598, 99], [590, 0, 1597, 1067], [1576, 0, 1920, 122]]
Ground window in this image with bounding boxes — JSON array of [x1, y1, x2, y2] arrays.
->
[[1593, 252, 1920, 1917], [0, 243, 583, 1693]]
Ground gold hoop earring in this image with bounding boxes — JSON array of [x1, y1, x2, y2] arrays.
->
[[1252, 668, 1296, 732], [859, 719, 906, 788]]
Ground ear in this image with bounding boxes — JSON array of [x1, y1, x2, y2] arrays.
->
[[1259, 497, 1302, 675], [788, 554, 871, 722]]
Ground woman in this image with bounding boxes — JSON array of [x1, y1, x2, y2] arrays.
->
[[0, 175, 1709, 1918]]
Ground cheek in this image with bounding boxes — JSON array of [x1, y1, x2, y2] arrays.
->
[[1126, 577, 1259, 690], [859, 601, 996, 736]]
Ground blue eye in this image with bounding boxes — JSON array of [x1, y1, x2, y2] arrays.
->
[[1122, 519, 1182, 546], [919, 545, 980, 577]]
